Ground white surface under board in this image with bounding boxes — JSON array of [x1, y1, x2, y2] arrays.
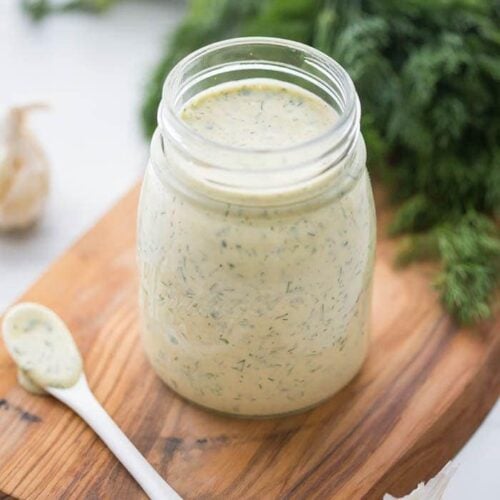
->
[[0, 2, 498, 498], [443, 399, 500, 500]]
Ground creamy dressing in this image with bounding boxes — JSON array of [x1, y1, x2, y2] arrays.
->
[[138, 79, 375, 416], [180, 80, 337, 149], [18, 368, 46, 395], [2, 303, 82, 391]]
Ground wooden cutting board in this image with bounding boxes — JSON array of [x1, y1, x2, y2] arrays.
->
[[0, 184, 498, 500]]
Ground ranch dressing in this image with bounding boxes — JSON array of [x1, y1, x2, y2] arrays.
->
[[180, 80, 337, 149], [17, 368, 46, 394], [138, 78, 375, 416], [2, 303, 82, 392]]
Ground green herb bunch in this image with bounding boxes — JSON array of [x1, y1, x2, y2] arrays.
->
[[22, 0, 114, 20], [25, 0, 500, 324]]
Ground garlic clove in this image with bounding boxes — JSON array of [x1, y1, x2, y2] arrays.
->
[[0, 105, 50, 231]]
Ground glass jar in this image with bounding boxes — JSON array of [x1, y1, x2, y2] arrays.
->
[[137, 37, 376, 418]]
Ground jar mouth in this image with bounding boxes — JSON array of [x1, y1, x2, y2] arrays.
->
[[159, 36, 359, 158]]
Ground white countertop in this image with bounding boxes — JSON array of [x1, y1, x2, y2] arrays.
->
[[0, 2, 498, 498], [0, 0, 184, 311]]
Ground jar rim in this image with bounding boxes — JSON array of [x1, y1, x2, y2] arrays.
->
[[159, 36, 359, 158]]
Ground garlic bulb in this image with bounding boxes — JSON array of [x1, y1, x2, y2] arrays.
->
[[0, 105, 49, 231], [383, 462, 456, 500]]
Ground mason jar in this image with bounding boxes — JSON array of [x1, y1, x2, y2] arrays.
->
[[137, 37, 376, 418]]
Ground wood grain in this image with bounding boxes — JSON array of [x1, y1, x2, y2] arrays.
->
[[0, 184, 498, 500]]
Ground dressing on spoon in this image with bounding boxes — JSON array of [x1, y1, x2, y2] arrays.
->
[[17, 368, 46, 395], [2, 302, 82, 390]]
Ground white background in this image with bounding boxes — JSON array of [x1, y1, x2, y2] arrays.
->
[[0, 0, 184, 310], [0, 2, 498, 498]]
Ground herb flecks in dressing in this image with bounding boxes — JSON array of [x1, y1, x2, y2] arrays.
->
[[2, 303, 82, 391]]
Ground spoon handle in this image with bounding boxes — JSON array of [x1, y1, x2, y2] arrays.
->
[[48, 376, 182, 500]]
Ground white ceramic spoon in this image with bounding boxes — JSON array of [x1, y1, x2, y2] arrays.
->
[[47, 375, 182, 500], [2, 302, 182, 500]]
